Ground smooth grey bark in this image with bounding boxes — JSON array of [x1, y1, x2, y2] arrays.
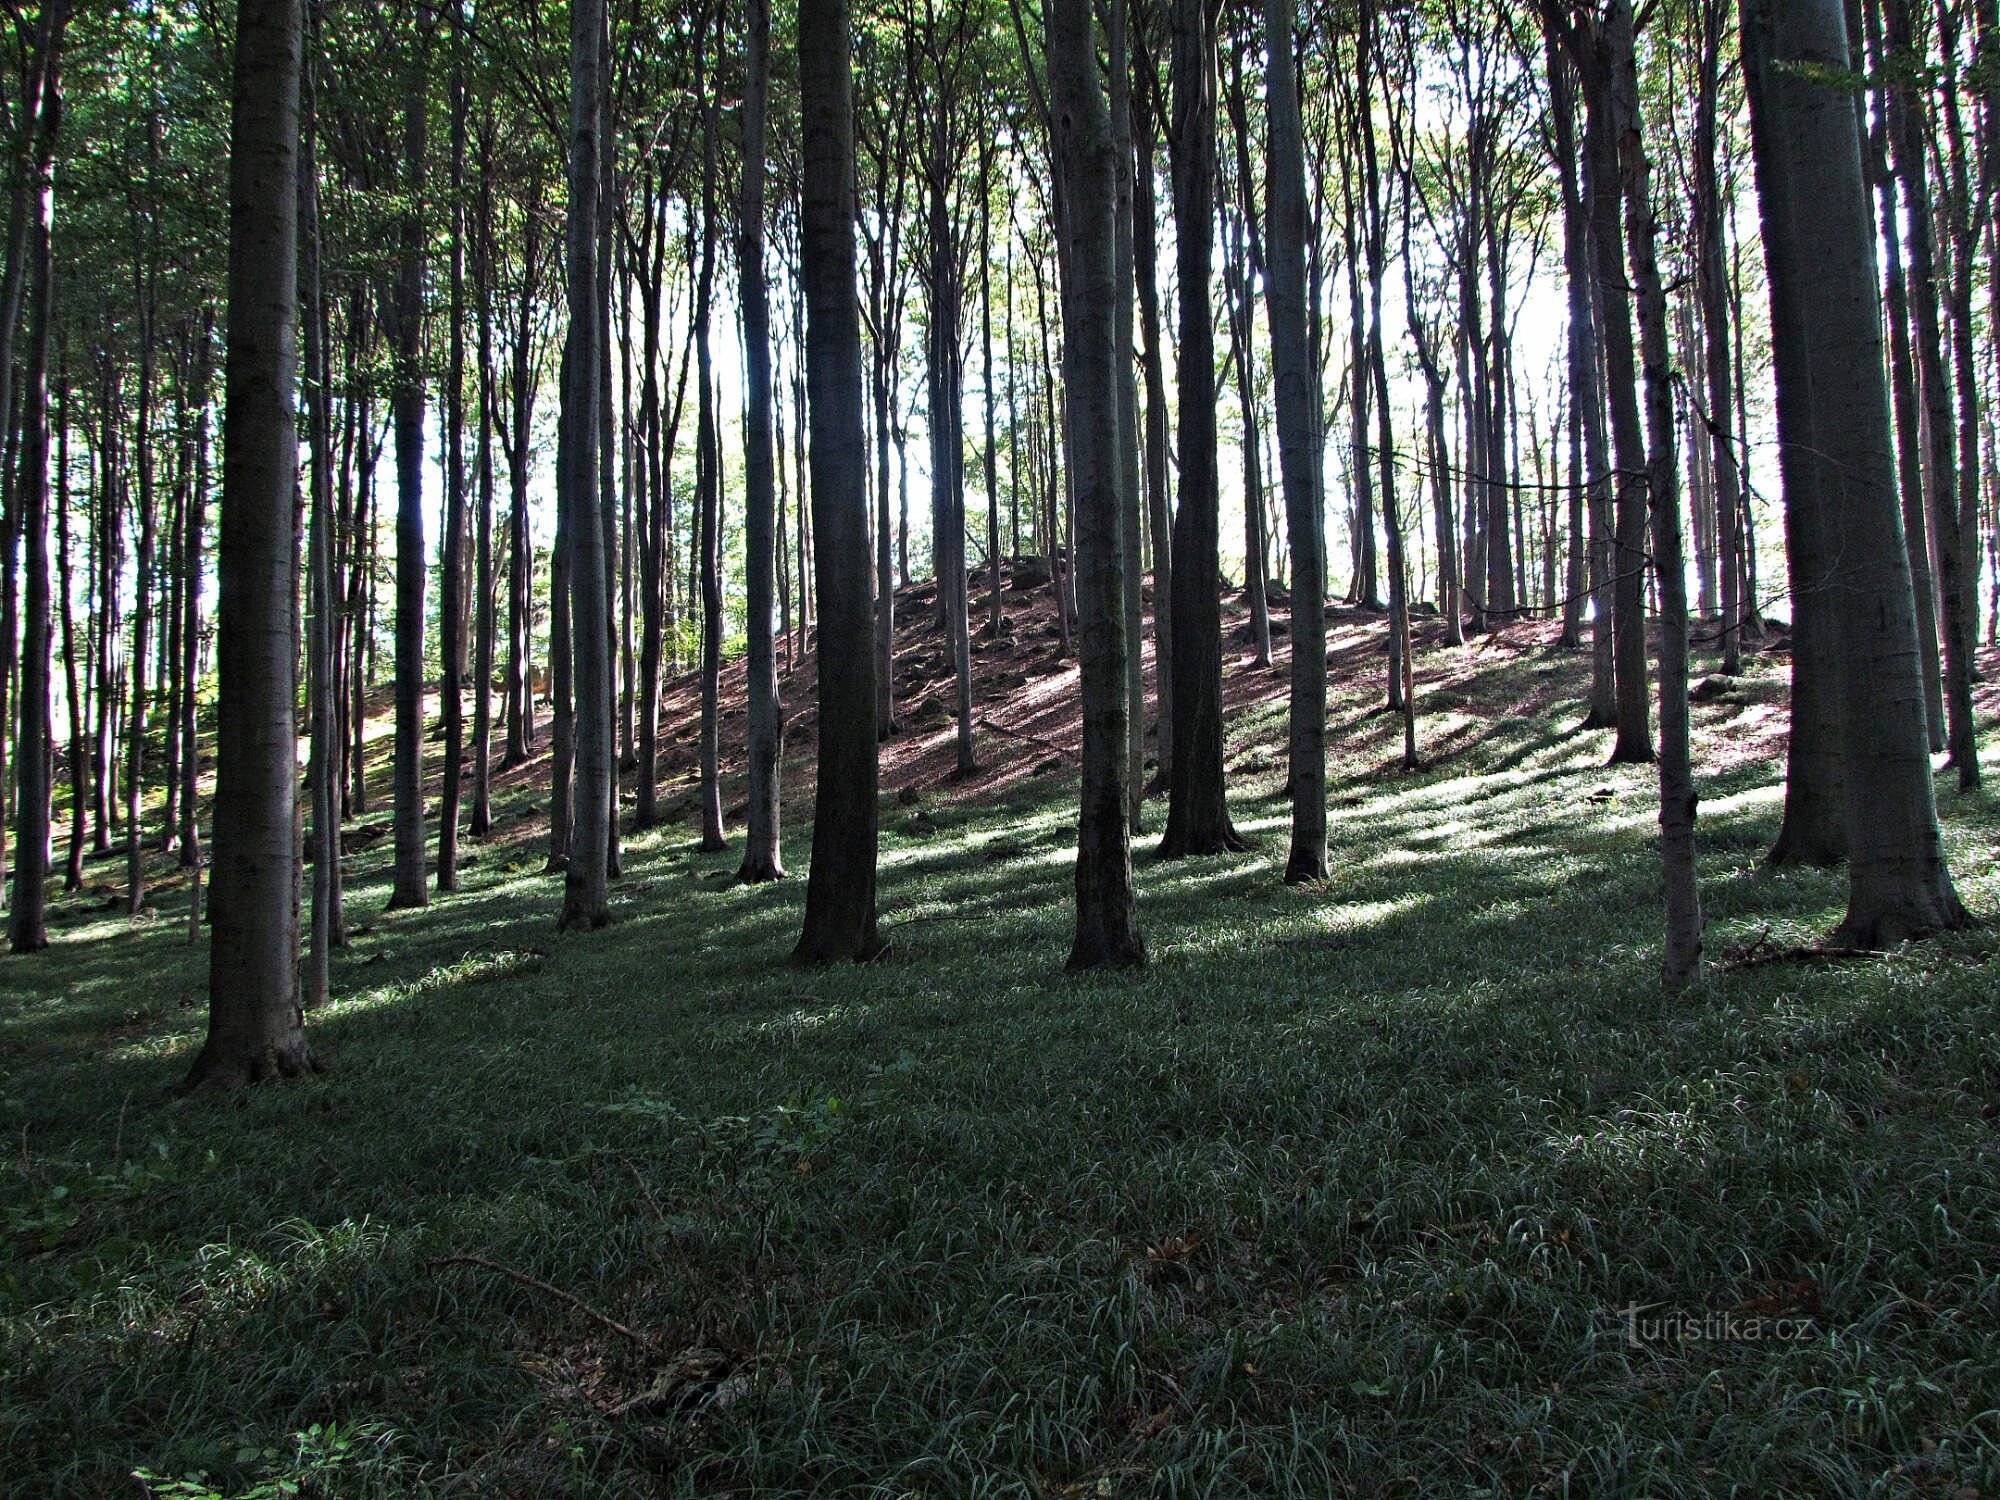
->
[[1049, 0, 1144, 970], [437, 63, 468, 893], [1694, 0, 1750, 680], [1132, 80, 1174, 786], [738, 0, 784, 883], [794, 0, 883, 963], [7, 19, 60, 953], [471, 120, 496, 834], [1610, 0, 1703, 990], [559, 0, 613, 928], [385, 29, 430, 911], [187, 0, 314, 1089], [694, 51, 727, 856], [1108, 0, 1146, 829], [1264, 0, 1327, 881], [300, 29, 340, 1006], [1860, 0, 1943, 750], [1158, 0, 1245, 858], [1741, 0, 1968, 945]]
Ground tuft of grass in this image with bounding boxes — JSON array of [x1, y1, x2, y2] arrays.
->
[[3, 638, 1997, 1497]]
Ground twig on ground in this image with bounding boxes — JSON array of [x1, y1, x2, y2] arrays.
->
[[426, 1254, 657, 1351]]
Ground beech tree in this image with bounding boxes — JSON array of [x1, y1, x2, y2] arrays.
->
[[186, 0, 313, 1089], [1264, 0, 1327, 881], [558, 0, 613, 929], [794, 0, 883, 963], [1049, 0, 1143, 968], [1157, 0, 1245, 858], [737, 0, 784, 884], [1741, 0, 1968, 946]]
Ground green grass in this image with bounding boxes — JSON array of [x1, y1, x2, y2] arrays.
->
[[4, 639, 1998, 1498]]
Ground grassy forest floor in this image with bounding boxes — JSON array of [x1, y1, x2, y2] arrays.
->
[[4, 573, 2000, 1498]]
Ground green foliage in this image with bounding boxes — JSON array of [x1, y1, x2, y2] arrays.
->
[[132, 1421, 395, 1499]]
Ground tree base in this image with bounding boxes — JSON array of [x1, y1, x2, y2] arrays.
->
[[1065, 933, 1146, 971], [698, 834, 730, 854], [1832, 896, 1973, 951], [736, 856, 786, 885], [181, 1039, 319, 1093], [557, 901, 614, 932], [790, 928, 888, 966], [1283, 852, 1329, 885]]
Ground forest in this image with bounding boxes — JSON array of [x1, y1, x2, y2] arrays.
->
[[1, 0, 1997, 1492]]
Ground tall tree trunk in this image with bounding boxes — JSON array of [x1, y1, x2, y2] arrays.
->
[[386, 30, 430, 911], [694, 55, 727, 856], [437, 60, 468, 892], [1049, 0, 1144, 970], [794, 0, 882, 963], [7, 20, 61, 953], [471, 120, 497, 835], [505, 215, 538, 765], [1132, 86, 1174, 786], [58, 371, 88, 894], [1741, 0, 1968, 945], [1580, 25, 1652, 762], [737, 0, 784, 883], [559, 0, 613, 928], [1266, 0, 1327, 881], [924, 99, 977, 781], [1158, 0, 1244, 858], [300, 23, 341, 1006], [1107, 0, 1145, 829], [1610, 0, 1703, 991], [1695, 0, 1751, 681], [188, 0, 314, 1089], [126, 218, 159, 917], [1860, 0, 1943, 747]]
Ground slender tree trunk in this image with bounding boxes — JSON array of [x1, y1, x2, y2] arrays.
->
[[737, 0, 784, 883], [471, 122, 497, 835], [1580, 34, 1651, 760], [8, 30, 61, 952], [179, 333, 210, 871], [694, 56, 727, 855], [1049, 0, 1144, 970], [559, 0, 613, 927], [794, 0, 882, 963], [386, 32, 430, 911], [1860, 0, 1943, 747], [437, 62, 468, 893], [1266, 0, 1327, 880], [1132, 91, 1174, 786], [300, 27, 341, 1006], [126, 259, 158, 916], [1107, 0, 1145, 828], [505, 214, 538, 765], [58, 373, 87, 894], [1610, 0, 1702, 990], [1158, 0, 1244, 858], [188, 0, 314, 1089]]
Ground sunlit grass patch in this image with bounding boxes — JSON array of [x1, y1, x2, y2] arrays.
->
[[2, 640, 1996, 1497]]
